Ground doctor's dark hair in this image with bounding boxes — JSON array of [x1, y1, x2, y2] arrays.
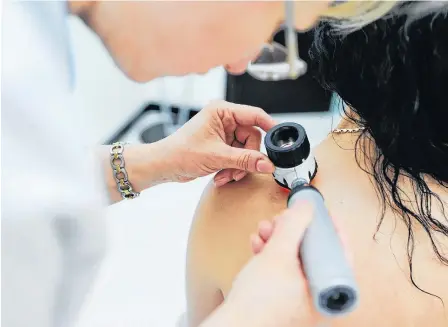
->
[[309, 2, 448, 299]]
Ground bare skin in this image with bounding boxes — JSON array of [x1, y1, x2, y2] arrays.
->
[[186, 119, 448, 327]]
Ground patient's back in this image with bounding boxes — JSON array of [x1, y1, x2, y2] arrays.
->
[[187, 135, 448, 327]]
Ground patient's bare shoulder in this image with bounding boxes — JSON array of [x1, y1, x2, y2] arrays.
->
[[188, 137, 448, 326], [195, 173, 287, 226], [189, 174, 287, 293]]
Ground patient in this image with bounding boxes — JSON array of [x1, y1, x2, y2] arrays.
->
[[186, 3, 448, 327]]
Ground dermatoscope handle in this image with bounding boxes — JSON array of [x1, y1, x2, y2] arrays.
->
[[287, 185, 359, 317]]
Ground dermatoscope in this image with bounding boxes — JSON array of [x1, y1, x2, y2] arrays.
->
[[264, 122, 359, 317]]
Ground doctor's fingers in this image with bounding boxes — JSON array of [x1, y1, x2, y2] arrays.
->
[[214, 140, 245, 187], [214, 126, 265, 186], [250, 219, 276, 254], [207, 100, 277, 132]]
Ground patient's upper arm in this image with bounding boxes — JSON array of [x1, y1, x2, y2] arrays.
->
[[185, 180, 225, 327], [185, 174, 287, 326]]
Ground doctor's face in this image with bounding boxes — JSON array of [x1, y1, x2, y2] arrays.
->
[[77, 1, 331, 82]]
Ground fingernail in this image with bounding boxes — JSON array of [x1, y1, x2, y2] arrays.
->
[[233, 171, 246, 181], [256, 160, 274, 173], [214, 177, 230, 187]]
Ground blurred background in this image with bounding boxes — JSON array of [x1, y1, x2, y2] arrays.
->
[[70, 15, 341, 327]]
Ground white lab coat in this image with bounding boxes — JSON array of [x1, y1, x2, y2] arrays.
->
[[3, 1, 108, 326]]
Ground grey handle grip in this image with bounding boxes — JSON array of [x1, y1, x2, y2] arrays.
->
[[287, 186, 359, 317]]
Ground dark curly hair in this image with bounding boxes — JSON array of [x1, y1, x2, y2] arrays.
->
[[309, 3, 448, 300]]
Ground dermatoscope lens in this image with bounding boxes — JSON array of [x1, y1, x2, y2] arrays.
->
[[271, 125, 299, 148], [280, 142, 294, 148], [265, 122, 310, 169], [265, 122, 317, 189]]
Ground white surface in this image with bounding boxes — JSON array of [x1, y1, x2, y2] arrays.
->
[[77, 177, 213, 327], [69, 15, 342, 327], [3, 3, 109, 327]]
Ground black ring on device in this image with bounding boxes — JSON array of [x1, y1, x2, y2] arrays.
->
[[265, 122, 310, 168]]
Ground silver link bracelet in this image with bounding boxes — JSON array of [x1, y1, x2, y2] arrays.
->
[[110, 142, 140, 199]]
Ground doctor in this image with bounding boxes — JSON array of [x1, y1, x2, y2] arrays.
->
[[2, 1, 393, 327]]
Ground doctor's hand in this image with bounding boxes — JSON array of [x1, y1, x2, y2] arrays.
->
[[161, 100, 277, 186], [200, 202, 316, 327], [106, 100, 276, 202]]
